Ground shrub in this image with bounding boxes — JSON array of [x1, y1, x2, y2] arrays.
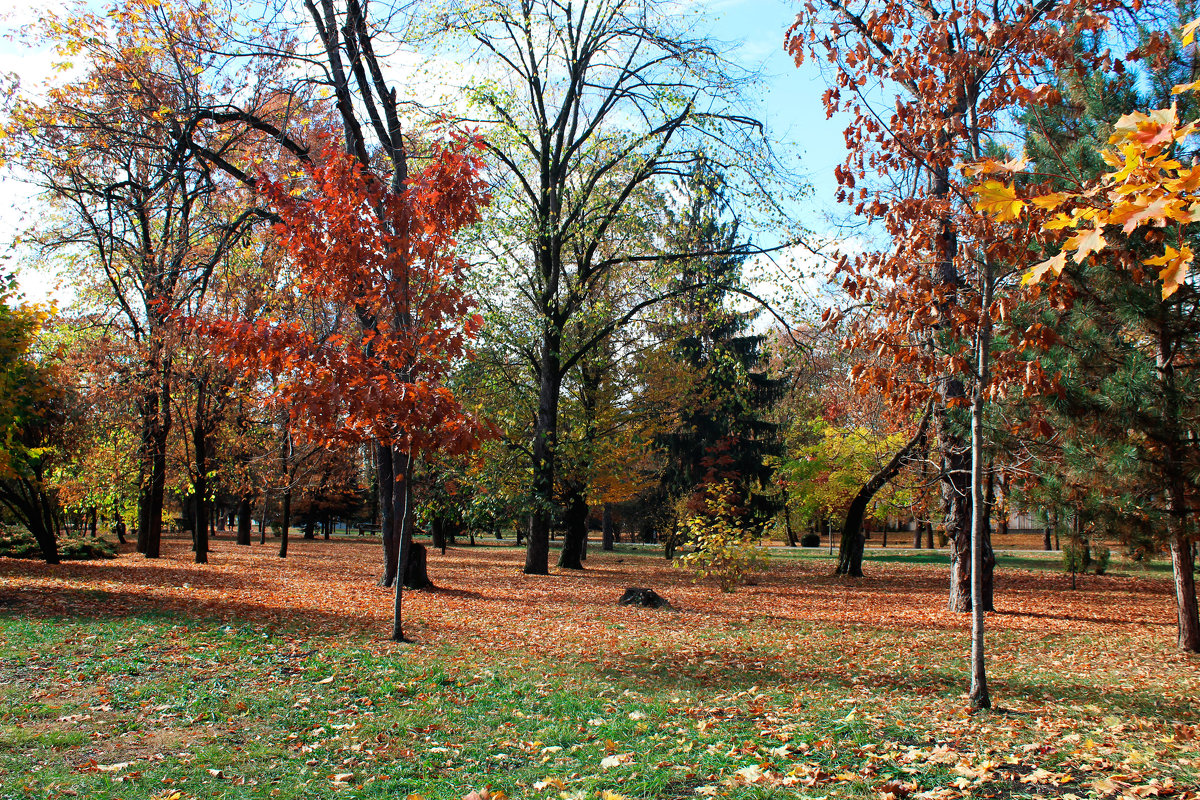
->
[[800, 532, 821, 548], [0, 527, 117, 560], [673, 482, 767, 592], [1093, 546, 1111, 575]]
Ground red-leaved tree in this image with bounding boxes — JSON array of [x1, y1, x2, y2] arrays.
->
[[201, 133, 491, 641]]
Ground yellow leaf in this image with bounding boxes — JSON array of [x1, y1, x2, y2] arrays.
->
[[972, 179, 1024, 221], [1183, 18, 1200, 46], [1030, 192, 1069, 210], [1044, 212, 1077, 231], [1144, 245, 1193, 298], [1024, 252, 1067, 286], [1066, 227, 1107, 263]]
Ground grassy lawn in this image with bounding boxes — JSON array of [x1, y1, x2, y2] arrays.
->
[[0, 539, 1196, 800]]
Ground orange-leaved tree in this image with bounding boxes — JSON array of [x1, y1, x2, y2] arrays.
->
[[200, 134, 491, 641]]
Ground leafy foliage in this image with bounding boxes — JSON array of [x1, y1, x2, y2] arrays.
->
[[674, 482, 768, 591]]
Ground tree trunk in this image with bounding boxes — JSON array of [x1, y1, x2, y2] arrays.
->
[[558, 483, 588, 570], [526, 330, 562, 576], [1170, 526, 1199, 652], [969, 270, 992, 710], [377, 442, 397, 587], [278, 490, 291, 558], [137, 370, 170, 559], [431, 517, 446, 553], [114, 508, 127, 544], [913, 523, 922, 549], [784, 508, 799, 547], [237, 495, 252, 545], [1157, 322, 1199, 652], [1044, 507, 1055, 551], [602, 503, 615, 551], [304, 518, 316, 540], [837, 402, 933, 576], [193, 411, 209, 565], [943, 401, 973, 612], [392, 448, 419, 641], [88, 506, 97, 538]]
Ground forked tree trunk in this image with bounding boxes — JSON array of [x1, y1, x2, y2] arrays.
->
[[836, 402, 933, 577]]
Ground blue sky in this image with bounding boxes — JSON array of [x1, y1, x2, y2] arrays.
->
[[698, 0, 848, 228]]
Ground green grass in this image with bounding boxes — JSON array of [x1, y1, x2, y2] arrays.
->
[[0, 609, 1196, 800]]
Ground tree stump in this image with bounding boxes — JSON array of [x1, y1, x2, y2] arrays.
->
[[618, 587, 672, 609], [403, 542, 434, 590]]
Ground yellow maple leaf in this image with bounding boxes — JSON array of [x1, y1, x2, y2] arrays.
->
[[1144, 244, 1193, 298], [1030, 192, 1070, 210], [972, 179, 1024, 221], [1024, 252, 1068, 286], [1067, 227, 1107, 263]]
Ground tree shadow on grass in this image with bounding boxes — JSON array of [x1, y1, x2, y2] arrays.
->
[[0, 585, 390, 638], [598, 637, 1199, 723]]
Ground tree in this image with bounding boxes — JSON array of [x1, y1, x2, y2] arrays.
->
[[787, 0, 1110, 630], [201, 138, 489, 641], [3, 0, 267, 559], [972, 40, 1200, 650], [446, 0, 778, 575], [0, 282, 69, 564]]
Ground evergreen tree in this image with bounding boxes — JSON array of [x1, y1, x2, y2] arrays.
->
[[650, 157, 784, 552], [1017, 11, 1200, 649]]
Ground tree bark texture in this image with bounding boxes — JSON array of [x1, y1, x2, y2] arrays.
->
[[969, 269, 993, 711], [558, 482, 588, 570], [377, 442, 398, 587], [526, 331, 562, 575], [192, 405, 209, 565]]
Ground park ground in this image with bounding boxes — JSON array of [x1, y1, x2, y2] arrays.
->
[[0, 538, 1197, 800]]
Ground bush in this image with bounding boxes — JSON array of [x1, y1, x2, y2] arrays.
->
[[1093, 546, 1111, 575], [800, 532, 821, 548], [0, 527, 117, 560], [673, 482, 767, 592]]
